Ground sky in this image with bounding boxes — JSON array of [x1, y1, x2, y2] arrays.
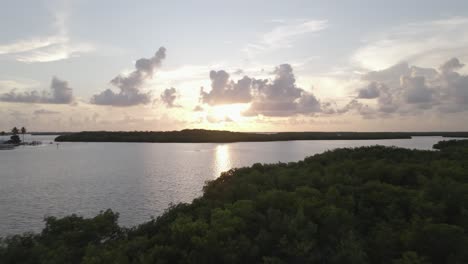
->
[[1, 0, 468, 132]]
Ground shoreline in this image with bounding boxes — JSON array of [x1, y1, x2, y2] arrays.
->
[[54, 129, 468, 143]]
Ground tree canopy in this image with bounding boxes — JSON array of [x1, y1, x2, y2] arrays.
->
[[11, 127, 19, 135]]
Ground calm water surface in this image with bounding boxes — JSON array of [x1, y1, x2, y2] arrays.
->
[[0, 135, 455, 236]]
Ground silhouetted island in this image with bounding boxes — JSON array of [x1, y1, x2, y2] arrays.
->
[[54, 129, 468, 143], [2, 139, 468, 263]]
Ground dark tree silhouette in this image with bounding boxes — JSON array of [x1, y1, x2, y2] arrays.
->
[[21, 127, 26, 143], [8, 135, 21, 144], [7, 127, 21, 144]]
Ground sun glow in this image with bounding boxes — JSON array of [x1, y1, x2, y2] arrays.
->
[[209, 103, 250, 122]]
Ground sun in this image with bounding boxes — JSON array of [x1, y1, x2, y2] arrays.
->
[[210, 103, 250, 122]]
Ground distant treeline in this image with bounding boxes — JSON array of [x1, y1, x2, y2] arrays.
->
[[2, 139, 468, 263], [1, 132, 72, 136], [54, 129, 468, 143], [31, 132, 74, 136]]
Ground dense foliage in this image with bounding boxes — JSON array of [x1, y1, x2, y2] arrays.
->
[[434, 139, 468, 150], [6, 135, 21, 144], [2, 126, 23, 144], [54, 129, 468, 143], [2, 140, 468, 263]]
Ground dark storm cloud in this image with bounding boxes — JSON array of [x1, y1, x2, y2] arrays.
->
[[90, 47, 166, 106], [160, 87, 180, 108], [0, 76, 74, 104]]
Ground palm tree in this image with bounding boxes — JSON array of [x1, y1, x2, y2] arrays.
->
[[21, 127, 26, 143]]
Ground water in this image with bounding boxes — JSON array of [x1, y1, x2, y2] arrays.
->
[[0, 135, 456, 236]]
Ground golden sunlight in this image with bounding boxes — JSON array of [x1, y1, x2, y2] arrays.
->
[[214, 144, 231, 177], [209, 103, 250, 122]]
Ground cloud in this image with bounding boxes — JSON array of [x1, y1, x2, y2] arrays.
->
[[441, 62, 468, 106], [338, 99, 375, 118], [244, 64, 322, 116], [363, 62, 410, 85], [160, 87, 180, 108], [199, 64, 324, 117], [200, 70, 253, 105], [357, 82, 381, 99], [0, 79, 41, 91], [349, 57, 468, 116], [34, 109, 60, 115], [353, 17, 468, 70], [440, 57, 465, 73], [50, 77, 75, 104], [15, 42, 94, 63], [205, 114, 234, 123], [244, 19, 328, 56], [0, 12, 94, 63], [233, 69, 244, 75], [263, 20, 327, 43], [91, 47, 166, 106], [401, 75, 433, 104], [0, 76, 74, 104], [0, 36, 67, 55]]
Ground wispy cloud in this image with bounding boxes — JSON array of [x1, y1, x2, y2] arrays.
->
[[0, 12, 94, 63], [352, 17, 468, 71], [0, 79, 41, 91], [0, 36, 67, 55], [244, 19, 328, 57], [14, 42, 94, 63]]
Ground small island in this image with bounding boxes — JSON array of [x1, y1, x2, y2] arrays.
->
[[0, 126, 41, 149], [54, 129, 468, 143]]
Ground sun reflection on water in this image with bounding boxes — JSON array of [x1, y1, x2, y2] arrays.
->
[[214, 144, 231, 178]]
